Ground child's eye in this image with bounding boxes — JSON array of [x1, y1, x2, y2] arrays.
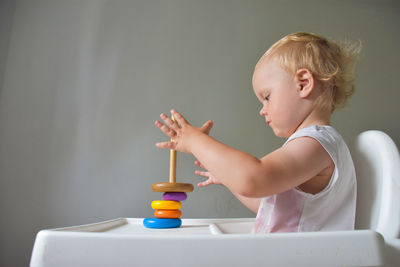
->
[[265, 95, 270, 101]]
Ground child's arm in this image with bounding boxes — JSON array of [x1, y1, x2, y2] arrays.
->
[[156, 110, 332, 198], [195, 161, 260, 213], [232, 192, 260, 214]]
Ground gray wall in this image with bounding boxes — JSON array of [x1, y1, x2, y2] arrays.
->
[[0, 0, 15, 95], [0, 0, 399, 266]]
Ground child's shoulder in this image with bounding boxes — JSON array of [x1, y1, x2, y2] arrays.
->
[[281, 125, 337, 162], [287, 125, 340, 141], [285, 125, 344, 152], [258, 125, 336, 196], [280, 125, 339, 195]]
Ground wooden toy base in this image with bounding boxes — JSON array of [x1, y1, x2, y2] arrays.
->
[[152, 182, 194, 193]]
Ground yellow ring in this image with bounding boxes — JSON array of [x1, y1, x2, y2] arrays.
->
[[151, 200, 181, 210]]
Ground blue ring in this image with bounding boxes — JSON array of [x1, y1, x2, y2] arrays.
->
[[143, 218, 182, 229]]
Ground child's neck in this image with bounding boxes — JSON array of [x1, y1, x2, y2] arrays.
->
[[296, 107, 331, 131]]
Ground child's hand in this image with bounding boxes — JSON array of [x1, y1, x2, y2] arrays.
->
[[194, 160, 222, 187], [155, 109, 213, 154]]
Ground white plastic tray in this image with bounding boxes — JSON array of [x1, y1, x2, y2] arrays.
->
[[30, 218, 386, 267]]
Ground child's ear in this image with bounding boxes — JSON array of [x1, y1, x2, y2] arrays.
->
[[295, 68, 314, 98]]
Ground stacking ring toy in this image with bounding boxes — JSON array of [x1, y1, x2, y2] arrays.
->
[[163, 192, 187, 201], [143, 116, 193, 229], [154, 209, 182, 218], [143, 218, 182, 229], [151, 117, 193, 193], [151, 200, 181, 210]]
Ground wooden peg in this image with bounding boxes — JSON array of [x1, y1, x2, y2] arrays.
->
[[152, 115, 194, 193]]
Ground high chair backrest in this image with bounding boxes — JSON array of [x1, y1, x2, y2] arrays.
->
[[350, 130, 400, 239]]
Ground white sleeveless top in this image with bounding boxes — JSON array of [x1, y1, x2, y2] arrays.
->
[[253, 125, 357, 233]]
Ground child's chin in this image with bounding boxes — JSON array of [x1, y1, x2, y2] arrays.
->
[[272, 128, 289, 138]]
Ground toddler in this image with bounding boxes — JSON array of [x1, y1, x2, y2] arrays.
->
[[155, 32, 360, 233]]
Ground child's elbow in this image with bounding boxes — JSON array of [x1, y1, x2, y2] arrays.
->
[[237, 175, 264, 198], [238, 188, 255, 198], [237, 171, 273, 198]]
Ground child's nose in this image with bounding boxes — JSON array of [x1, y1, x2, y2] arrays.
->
[[259, 106, 267, 116]]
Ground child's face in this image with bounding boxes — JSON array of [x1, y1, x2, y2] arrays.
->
[[252, 58, 305, 138]]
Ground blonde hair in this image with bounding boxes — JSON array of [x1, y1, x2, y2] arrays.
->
[[263, 32, 361, 112]]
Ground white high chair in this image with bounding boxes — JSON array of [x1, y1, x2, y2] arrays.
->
[[350, 130, 400, 266], [351, 130, 400, 237], [30, 130, 400, 267]]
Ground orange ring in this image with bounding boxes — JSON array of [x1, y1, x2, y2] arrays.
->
[[154, 209, 182, 219]]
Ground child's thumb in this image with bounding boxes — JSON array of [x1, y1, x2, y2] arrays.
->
[[200, 120, 213, 135]]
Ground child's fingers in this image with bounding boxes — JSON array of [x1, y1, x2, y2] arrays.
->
[[155, 120, 177, 139], [195, 170, 209, 177], [197, 179, 212, 187], [171, 109, 189, 126], [156, 141, 175, 149], [194, 160, 206, 169], [159, 114, 180, 132]]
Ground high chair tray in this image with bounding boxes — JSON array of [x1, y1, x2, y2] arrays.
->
[[30, 218, 385, 267]]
